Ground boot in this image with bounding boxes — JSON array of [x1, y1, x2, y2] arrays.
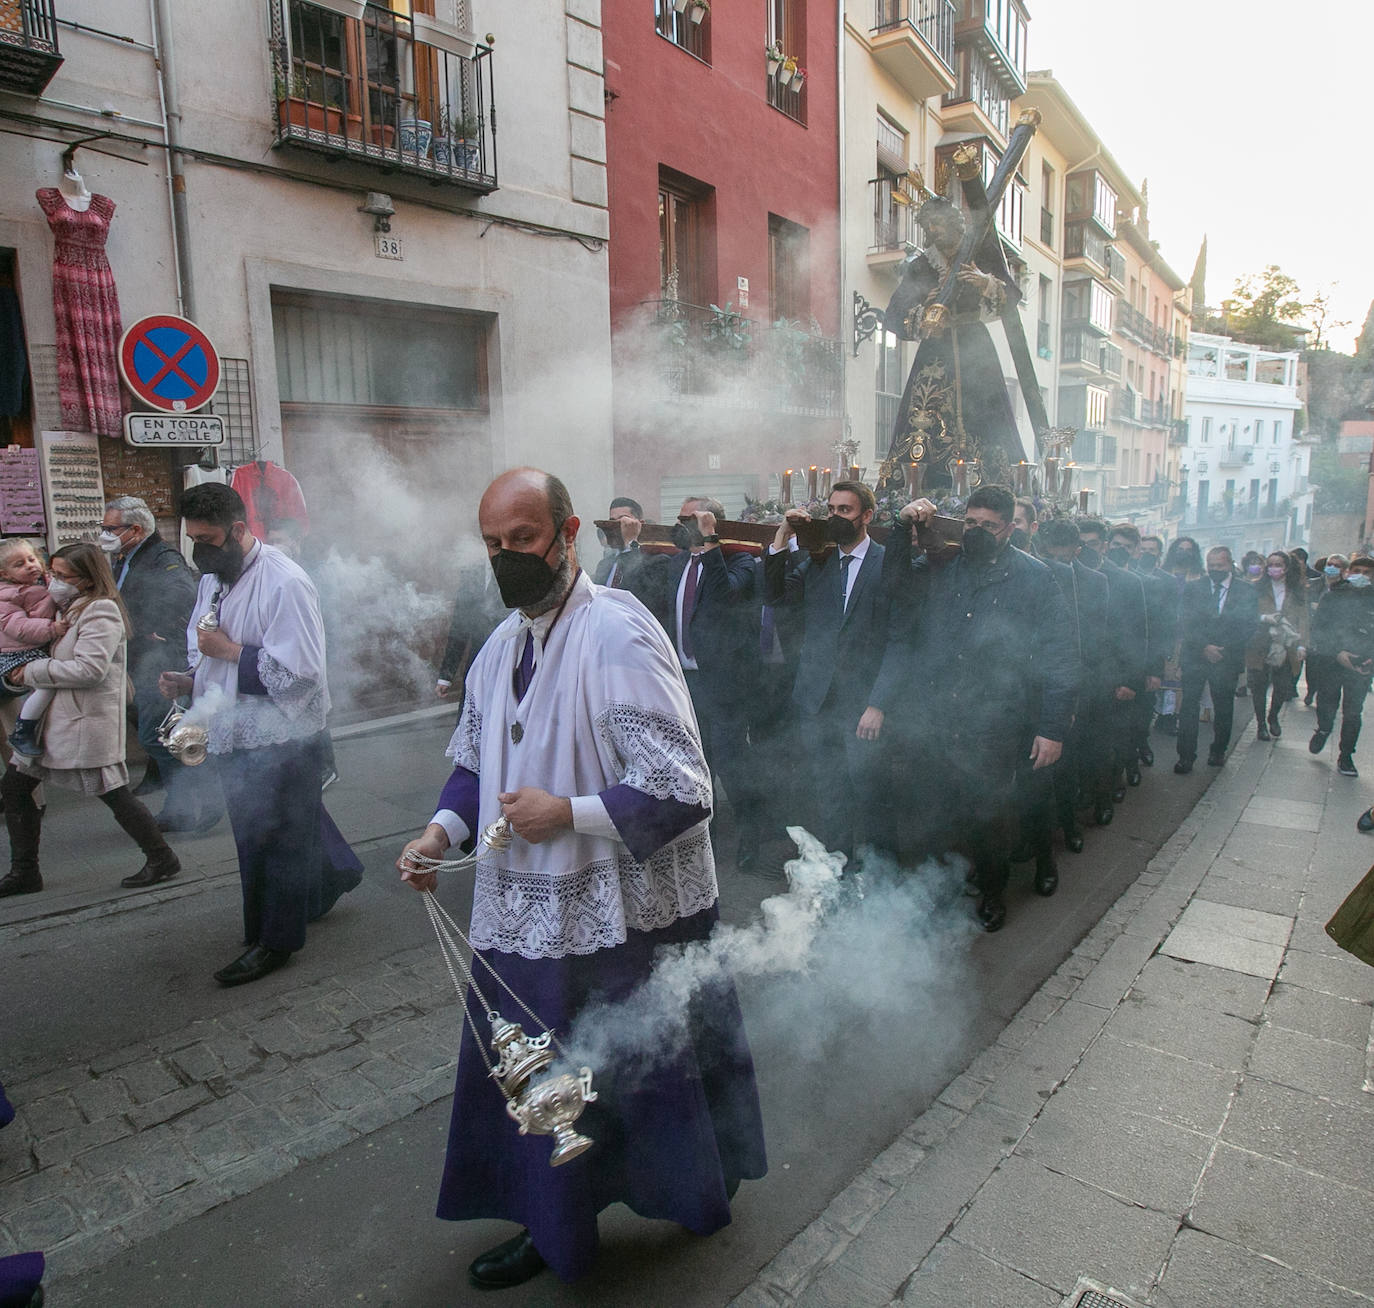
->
[[0, 866, 40, 896], [120, 850, 181, 889], [7, 718, 42, 758]]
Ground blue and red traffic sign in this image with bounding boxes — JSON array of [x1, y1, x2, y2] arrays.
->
[[118, 315, 221, 414]]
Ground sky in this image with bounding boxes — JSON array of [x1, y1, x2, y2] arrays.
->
[[1028, 0, 1374, 352]]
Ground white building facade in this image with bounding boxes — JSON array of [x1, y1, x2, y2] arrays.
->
[[1177, 332, 1312, 555]]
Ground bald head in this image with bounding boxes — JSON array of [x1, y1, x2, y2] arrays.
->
[[479, 468, 578, 554]]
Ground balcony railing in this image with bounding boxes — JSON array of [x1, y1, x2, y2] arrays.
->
[[1105, 246, 1126, 287], [1061, 329, 1101, 372], [766, 64, 805, 121], [1218, 445, 1256, 467], [870, 175, 921, 254], [1170, 418, 1189, 445], [1115, 299, 1174, 357], [647, 300, 843, 417], [1106, 482, 1169, 511], [873, 0, 955, 68], [269, 0, 497, 192], [0, 0, 63, 96]]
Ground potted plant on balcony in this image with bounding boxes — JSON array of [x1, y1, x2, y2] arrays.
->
[[687, 0, 709, 24], [274, 68, 356, 138], [780, 55, 798, 86], [673, 0, 690, 11], [399, 113, 433, 158], [765, 42, 783, 77], [432, 107, 478, 168], [791, 65, 807, 91]]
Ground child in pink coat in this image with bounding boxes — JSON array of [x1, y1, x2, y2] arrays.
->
[[0, 540, 68, 756]]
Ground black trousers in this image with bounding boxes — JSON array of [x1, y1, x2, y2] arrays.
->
[[1178, 662, 1241, 762], [1316, 666, 1373, 757], [1, 765, 173, 877], [931, 747, 1019, 897], [802, 698, 890, 861], [683, 671, 757, 847], [1247, 664, 1294, 726]]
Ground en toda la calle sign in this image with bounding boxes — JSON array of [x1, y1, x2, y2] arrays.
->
[[118, 314, 225, 447]]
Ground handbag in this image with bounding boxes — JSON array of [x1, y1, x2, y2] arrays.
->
[[1325, 862, 1374, 968]]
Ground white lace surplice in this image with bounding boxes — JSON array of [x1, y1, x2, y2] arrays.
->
[[448, 573, 717, 961], [186, 541, 328, 754]]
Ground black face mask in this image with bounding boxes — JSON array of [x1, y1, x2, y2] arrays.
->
[[825, 515, 859, 546], [1137, 553, 1158, 572], [670, 522, 701, 551], [1078, 546, 1101, 570], [491, 535, 560, 610], [1009, 527, 1031, 553], [1106, 545, 1132, 568], [1208, 568, 1232, 586], [962, 525, 1000, 563], [192, 536, 245, 584]]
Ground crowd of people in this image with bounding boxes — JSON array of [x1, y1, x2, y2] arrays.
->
[[586, 483, 1374, 936]]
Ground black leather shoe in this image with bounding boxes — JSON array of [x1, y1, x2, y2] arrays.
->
[[213, 944, 292, 987], [469, 1230, 546, 1290], [1207, 750, 1224, 767], [1310, 730, 1330, 754], [1268, 718, 1282, 739], [1358, 808, 1374, 833], [120, 857, 181, 889], [1125, 765, 1142, 787], [1033, 860, 1058, 896], [976, 894, 1006, 933], [1094, 804, 1114, 826], [1063, 829, 1084, 854], [1174, 760, 1193, 774], [1257, 724, 1270, 741], [1112, 785, 1127, 803], [0, 868, 41, 896], [1138, 746, 1154, 767]]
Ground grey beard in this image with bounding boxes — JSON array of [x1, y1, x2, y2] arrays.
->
[[521, 550, 576, 617]]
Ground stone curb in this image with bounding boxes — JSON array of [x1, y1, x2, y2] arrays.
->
[[734, 745, 1264, 1307]]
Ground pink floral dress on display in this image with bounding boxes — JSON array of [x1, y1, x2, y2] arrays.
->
[[36, 188, 125, 438]]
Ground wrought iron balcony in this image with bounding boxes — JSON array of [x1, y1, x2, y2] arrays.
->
[[269, 0, 497, 192], [1061, 329, 1101, 373], [1170, 418, 1189, 445], [871, 0, 956, 101], [869, 174, 921, 254], [646, 300, 843, 417], [0, 0, 62, 96], [1105, 481, 1169, 511]]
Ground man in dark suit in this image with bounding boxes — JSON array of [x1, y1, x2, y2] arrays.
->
[[1112, 523, 1177, 770], [1175, 545, 1260, 773], [626, 495, 762, 868], [435, 563, 509, 704], [591, 497, 647, 587], [876, 487, 1078, 932], [764, 481, 891, 862]]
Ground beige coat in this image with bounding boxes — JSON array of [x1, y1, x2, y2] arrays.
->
[[24, 598, 127, 769]]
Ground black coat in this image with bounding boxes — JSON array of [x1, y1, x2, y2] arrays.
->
[[438, 563, 508, 683], [1062, 558, 1109, 703], [1312, 582, 1374, 666], [875, 541, 1078, 746], [627, 546, 758, 707], [764, 541, 889, 723], [1094, 558, 1149, 689], [1177, 575, 1261, 671], [1133, 563, 1179, 679], [118, 534, 198, 684]]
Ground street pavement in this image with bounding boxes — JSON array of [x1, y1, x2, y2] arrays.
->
[[4, 703, 1359, 1305]]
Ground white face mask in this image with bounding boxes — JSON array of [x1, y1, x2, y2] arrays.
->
[[97, 530, 124, 553], [47, 578, 80, 607]]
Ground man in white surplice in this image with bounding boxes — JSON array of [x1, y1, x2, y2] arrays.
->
[[397, 468, 765, 1291]]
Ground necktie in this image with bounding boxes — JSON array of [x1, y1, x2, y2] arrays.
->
[[1215, 580, 1225, 613], [681, 557, 701, 660], [514, 630, 535, 703], [760, 604, 777, 659], [607, 558, 621, 588], [840, 553, 855, 612]]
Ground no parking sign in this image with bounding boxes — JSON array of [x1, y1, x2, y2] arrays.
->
[[118, 315, 221, 413]]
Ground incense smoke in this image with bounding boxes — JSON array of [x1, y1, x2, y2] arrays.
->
[[556, 828, 976, 1085]]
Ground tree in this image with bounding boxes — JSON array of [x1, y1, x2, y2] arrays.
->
[[1221, 266, 1310, 349], [1311, 446, 1370, 516], [1356, 299, 1374, 359], [1306, 284, 1350, 353]]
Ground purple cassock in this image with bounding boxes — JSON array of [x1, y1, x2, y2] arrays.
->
[[0, 1080, 43, 1307], [430, 604, 767, 1283]]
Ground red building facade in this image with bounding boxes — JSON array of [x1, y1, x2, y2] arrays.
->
[[602, 0, 842, 519]]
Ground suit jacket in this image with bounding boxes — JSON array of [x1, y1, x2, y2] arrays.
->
[[1096, 558, 1148, 689], [1178, 575, 1261, 671], [118, 534, 198, 684], [627, 546, 758, 708], [591, 542, 647, 587], [1064, 558, 1109, 703], [1133, 563, 1179, 679], [764, 541, 889, 723]]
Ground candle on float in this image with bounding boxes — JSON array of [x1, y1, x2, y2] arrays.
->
[[807, 465, 818, 500], [953, 460, 969, 498], [906, 461, 923, 496], [848, 464, 861, 482], [1043, 457, 1058, 496], [1014, 461, 1029, 494], [820, 468, 833, 498], [781, 469, 793, 505], [1078, 488, 1091, 513], [1060, 465, 1073, 499]]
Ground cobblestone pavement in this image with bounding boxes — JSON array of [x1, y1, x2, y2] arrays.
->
[[0, 941, 462, 1279], [734, 720, 1374, 1307]]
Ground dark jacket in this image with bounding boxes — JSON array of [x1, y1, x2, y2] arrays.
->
[[1133, 563, 1179, 679], [1177, 574, 1261, 670], [118, 534, 198, 683], [1094, 558, 1148, 689], [591, 542, 647, 587], [1064, 558, 1109, 702], [627, 546, 758, 707], [764, 540, 888, 723], [438, 564, 508, 683], [874, 539, 1078, 745], [1311, 582, 1374, 667]]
